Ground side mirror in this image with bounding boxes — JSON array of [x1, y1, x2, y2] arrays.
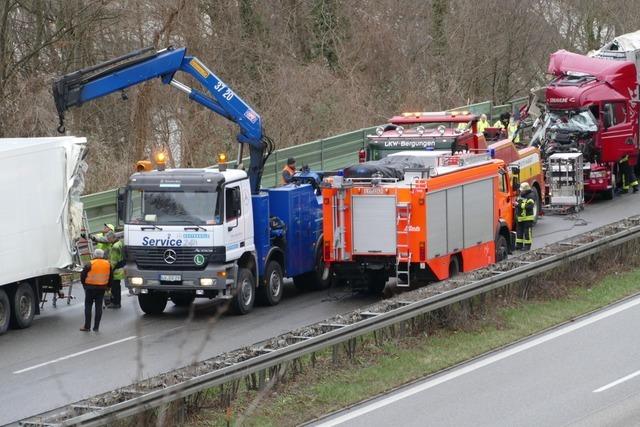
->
[[512, 175, 520, 190], [116, 187, 127, 225]]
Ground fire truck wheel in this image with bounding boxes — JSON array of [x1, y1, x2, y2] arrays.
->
[[448, 256, 461, 278], [232, 268, 256, 315], [0, 289, 10, 334], [495, 235, 509, 262], [138, 292, 168, 315], [258, 261, 283, 306], [367, 272, 387, 295], [10, 282, 35, 329]]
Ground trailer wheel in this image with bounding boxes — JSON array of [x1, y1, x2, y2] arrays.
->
[[293, 249, 331, 291], [449, 256, 461, 278], [171, 293, 195, 307], [138, 292, 168, 315], [258, 261, 284, 306], [233, 268, 256, 315], [495, 235, 509, 262], [10, 282, 35, 329], [0, 289, 10, 334]]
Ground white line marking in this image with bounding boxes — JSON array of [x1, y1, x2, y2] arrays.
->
[[593, 369, 640, 393], [317, 295, 640, 426], [13, 336, 137, 374]]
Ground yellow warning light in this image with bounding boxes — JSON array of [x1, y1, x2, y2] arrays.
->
[[218, 153, 227, 163], [136, 160, 152, 172], [218, 153, 228, 171], [155, 151, 167, 164]]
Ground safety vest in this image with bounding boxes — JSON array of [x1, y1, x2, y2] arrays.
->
[[477, 119, 490, 133], [493, 120, 505, 129], [85, 259, 111, 286], [110, 240, 125, 280], [508, 122, 519, 143], [516, 194, 536, 223], [619, 155, 630, 164], [281, 165, 296, 184]]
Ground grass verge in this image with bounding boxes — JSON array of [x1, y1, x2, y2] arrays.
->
[[187, 265, 640, 427]]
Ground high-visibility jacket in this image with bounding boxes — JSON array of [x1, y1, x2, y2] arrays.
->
[[281, 165, 296, 184], [477, 119, 490, 133], [110, 240, 125, 280], [493, 120, 505, 129], [508, 122, 519, 143], [84, 259, 112, 286], [516, 190, 536, 223]]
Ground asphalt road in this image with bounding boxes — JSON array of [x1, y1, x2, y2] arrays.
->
[[315, 293, 640, 427], [1, 193, 639, 425]]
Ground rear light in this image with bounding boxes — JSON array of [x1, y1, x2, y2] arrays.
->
[[419, 241, 426, 260], [324, 240, 331, 261], [358, 149, 366, 163]]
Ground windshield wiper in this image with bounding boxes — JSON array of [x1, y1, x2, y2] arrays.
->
[[140, 224, 163, 231], [166, 219, 208, 231]]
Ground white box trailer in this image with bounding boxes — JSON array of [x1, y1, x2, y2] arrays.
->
[[0, 137, 87, 333]]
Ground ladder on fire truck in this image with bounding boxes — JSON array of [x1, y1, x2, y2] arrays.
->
[[395, 199, 412, 288]]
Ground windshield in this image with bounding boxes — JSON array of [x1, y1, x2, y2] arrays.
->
[[126, 190, 220, 225], [547, 110, 598, 132]]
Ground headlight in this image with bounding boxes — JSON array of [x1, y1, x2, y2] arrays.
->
[[396, 126, 404, 136], [130, 277, 143, 286], [416, 126, 425, 136], [437, 125, 446, 135], [375, 126, 384, 136], [200, 278, 214, 286]]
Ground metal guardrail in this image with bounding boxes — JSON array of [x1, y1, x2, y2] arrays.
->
[[22, 215, 640, 426], [79, 98, 527, 233]]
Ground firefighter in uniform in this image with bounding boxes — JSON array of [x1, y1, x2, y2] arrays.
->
[[80, 248, 112, 332], [618, 154, 639, 193], [515, 182, 536, 251], [281, 157, 296, 184]]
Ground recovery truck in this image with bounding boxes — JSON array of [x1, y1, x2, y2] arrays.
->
[[53, 47, 327, 315], [0, 137, 87, 334], [536, 46, 639, 200], [322, 151, 517, 293], [364, 111, 545, 218]]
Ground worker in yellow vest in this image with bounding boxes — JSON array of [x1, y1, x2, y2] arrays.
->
[[80, 248, 113, 332], [477, 114, 490, 134], [508, 117, 520, 143]]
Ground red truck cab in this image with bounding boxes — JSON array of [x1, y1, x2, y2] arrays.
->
[[543, 50, 639, 197]]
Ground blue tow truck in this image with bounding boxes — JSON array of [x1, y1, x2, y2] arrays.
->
[[53, 47, 328, 314]]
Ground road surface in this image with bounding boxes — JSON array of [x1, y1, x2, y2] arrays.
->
[[315, 294, 640, 427], [1, 193, 639, 424]]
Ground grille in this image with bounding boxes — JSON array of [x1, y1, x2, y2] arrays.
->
[[127, 246, 224, 270]]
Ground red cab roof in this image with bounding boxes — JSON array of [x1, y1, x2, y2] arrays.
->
[[389, 112, 478, 124], [548, 50, 637, 90]]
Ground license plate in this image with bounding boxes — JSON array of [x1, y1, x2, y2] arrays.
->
[[160, 274, 181, 282]]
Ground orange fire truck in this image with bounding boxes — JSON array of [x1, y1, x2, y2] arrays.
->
[[364, 111, 545, 218], [322, 152, 517, 293]]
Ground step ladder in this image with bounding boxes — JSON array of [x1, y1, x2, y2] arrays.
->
[[395, 202, 412, 288], [74, 211, 94, 267]]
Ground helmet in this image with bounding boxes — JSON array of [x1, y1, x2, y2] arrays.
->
[[104, 223, 115, 232], [519, 182, 531, 192]]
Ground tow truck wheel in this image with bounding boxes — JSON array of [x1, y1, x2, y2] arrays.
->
[[233, 268, 255, 315], [0, 289, 10, 334], [171, 293, 195, 307], [10, 282, 35, 329], [138, 292, 168, 315], [367, 271, 387, 295], [258, 261, 283, 306]]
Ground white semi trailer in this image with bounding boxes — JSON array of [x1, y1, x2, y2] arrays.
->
[[0, 137, 87, 334]]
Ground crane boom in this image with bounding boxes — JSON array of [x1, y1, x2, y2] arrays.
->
[[53, 46, 273, 194]]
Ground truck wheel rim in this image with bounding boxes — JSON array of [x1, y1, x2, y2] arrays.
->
[[0, 302, 5, 325], [269, 271, 282, 297], [19, 295, 31, 319], [240, 279, 253, 306]]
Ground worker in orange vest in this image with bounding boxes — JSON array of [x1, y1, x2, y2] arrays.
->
[[281, 157, 296, 184], [80, 248, 113, 332]]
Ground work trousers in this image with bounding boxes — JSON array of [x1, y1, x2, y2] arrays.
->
[[516, 221, 533, 250], [110, 279, 121, 305], [619, 160, 639, 192], [84, 286, 106, 330]]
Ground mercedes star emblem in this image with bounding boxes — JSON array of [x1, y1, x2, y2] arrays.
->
[[163, 249, 177, 264]]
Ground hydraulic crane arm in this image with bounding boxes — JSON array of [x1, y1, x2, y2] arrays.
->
[[53, 46, 273, 194]]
